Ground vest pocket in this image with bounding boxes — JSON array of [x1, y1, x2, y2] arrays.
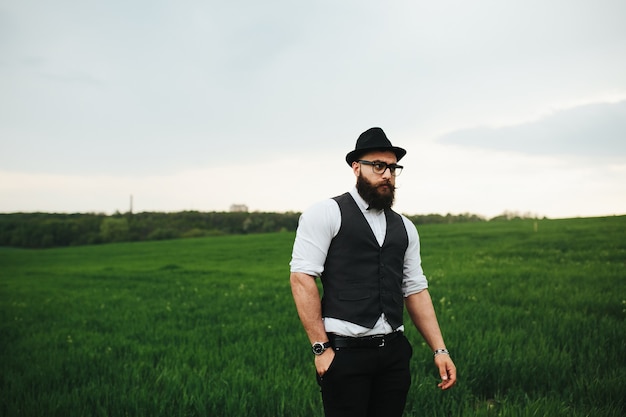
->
[[391, 293, 403, 306], [338, 290, 370, 301]]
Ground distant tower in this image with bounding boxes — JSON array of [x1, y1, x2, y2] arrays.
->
[[130, 195, 134, 214]]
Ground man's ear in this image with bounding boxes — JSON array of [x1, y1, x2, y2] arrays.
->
[[352, 161, 360, 177]]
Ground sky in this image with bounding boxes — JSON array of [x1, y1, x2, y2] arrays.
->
[[1, 0, 625, 219]]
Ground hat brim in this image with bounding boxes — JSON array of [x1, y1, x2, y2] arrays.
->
[[346, 146, 407, 166]]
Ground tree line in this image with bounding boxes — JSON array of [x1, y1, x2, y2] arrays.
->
[[0, 210, 508, 249], [0, 211, 300, 249]]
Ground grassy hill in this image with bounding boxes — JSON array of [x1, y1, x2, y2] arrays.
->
[[1, 216, 624, 416]]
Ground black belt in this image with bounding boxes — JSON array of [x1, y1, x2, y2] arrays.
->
[[328, 331, 402, 349]]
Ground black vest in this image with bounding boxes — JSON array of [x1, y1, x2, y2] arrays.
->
[[321, 192, 409, 329]]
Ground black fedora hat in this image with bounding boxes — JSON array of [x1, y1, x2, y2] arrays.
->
[[345, 127, 407, 166]]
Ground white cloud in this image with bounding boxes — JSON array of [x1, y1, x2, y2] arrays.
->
[[1, 0, 625, 217], [438, 100, 626, 157]]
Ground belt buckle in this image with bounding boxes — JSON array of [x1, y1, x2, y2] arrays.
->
[[377, 336, 385, 348]]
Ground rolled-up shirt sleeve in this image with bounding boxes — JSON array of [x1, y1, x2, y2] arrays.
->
[[290, 199, 341, 278], [401, 215, 429, 297]]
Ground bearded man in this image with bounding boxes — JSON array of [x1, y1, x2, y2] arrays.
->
[[290, 127, 456, 417]]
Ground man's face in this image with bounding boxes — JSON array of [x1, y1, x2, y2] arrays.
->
[[352, 150, 398, 210]]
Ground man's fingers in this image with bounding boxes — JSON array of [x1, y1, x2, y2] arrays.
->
[[436, 359, 456, 390]]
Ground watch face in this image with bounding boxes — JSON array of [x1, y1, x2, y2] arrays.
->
[[312, 342, 325, 355]]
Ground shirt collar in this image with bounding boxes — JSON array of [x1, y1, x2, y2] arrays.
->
[[349, 187, 382, 213]]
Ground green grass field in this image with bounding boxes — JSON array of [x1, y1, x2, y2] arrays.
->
[[1, 216, 625, 416]]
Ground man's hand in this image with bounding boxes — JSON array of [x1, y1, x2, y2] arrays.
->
[[434, 354, 456, 390], [315, 348, 336, 377]]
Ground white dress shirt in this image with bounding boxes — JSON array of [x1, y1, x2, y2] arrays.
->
[[290, 187, 428, 337]]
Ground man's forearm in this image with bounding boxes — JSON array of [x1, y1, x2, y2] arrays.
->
[[290, 272, 329, 343], [405, 289, 447, 350]]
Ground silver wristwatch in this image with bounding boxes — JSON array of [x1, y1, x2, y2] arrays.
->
[[311, 341, 331, 355]]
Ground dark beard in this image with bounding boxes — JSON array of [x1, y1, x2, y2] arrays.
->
[[356, 174, 395, 210]]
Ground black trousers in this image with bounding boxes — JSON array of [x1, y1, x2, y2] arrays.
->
[[316, 333, 413, 417]]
